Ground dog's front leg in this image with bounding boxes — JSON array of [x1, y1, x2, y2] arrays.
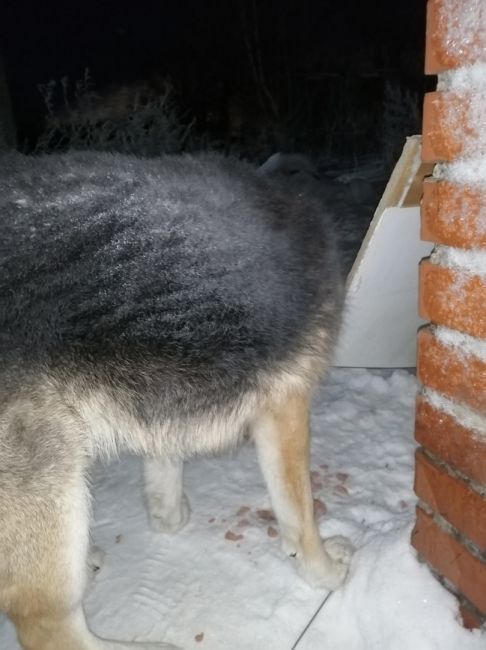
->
[[253, 391, 354, 590], [144, 458, 191, 534]]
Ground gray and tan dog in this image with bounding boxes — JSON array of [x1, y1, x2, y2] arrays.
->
[[0, 152, 354, 650]]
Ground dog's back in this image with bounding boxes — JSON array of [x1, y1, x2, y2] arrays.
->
[[0, 152, 349, 650], [0, 152, 342, 443]]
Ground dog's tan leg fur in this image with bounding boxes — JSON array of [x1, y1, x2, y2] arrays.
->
[[0, 469, 99, 650], [254, 391, 353, 590], [0, 439, 177, 650], [1, 485, 178, 650]]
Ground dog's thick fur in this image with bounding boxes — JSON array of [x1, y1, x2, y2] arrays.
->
[[0, 152, 353, 649]]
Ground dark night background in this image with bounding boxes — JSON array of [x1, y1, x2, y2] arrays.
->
[[1, 0, 428, 163]]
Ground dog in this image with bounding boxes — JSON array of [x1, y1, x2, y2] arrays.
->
[[0, 151, 354, 649]]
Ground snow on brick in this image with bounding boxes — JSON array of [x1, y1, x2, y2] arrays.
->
[[439, 0, 486, 64], [432, 4, 486, 180], [434, 325, 486, 362], [438, 62, 486, 92], [430, 244, 486, 278], [446, 91, 486, 157], [435, 158, 486, 191], [423, 388, 486, 438]]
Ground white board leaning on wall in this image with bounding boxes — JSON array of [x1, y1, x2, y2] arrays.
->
[[333, 136, 434, 368]]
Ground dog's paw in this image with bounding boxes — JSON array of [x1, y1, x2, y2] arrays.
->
[[323, 535, 355, 566], [294, 536, 354, 591], [146, 492, 191, 535]]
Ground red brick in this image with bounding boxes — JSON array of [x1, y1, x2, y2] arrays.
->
[[414, 449, 486, 552], [419, 260, 486, 338], [415, 396, 486, 485], [412, 506, 486, 614], [417, 327, 486, 414], [460, 604, 485, 630], [425, 0, 486, 74], [421, 180, 486, 248], [423, 92, 460, 162], [422, 91, 484, 163]]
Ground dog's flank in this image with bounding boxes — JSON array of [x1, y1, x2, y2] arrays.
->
[[0, 151, 353, 650]]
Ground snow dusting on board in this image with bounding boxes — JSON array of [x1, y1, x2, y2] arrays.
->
[[0, 368, 483, 649]]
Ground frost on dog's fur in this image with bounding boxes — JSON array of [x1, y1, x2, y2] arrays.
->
[[0, 152, 351, 650]]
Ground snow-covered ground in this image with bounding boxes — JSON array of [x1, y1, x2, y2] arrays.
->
[[1, 367, 484, 649]]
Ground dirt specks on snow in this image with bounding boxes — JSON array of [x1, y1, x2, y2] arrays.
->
[[256, 509, 276, 522], [224, 530, 244, 542], [313, 498, 327, 518]]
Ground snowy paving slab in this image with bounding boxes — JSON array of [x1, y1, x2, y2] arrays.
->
[[1, 369, 484, 649]]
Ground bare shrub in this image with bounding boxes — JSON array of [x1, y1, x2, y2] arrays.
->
[[35, 70, 194, 156], [381, 80, 420, 168]]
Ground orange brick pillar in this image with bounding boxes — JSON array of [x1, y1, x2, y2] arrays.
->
[[411, 0, 486, 630]]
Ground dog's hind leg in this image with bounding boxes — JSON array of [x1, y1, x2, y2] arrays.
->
[[144, 458, 190, 534], [253, 391, 354, 591], [0, 423, 179, 650]]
